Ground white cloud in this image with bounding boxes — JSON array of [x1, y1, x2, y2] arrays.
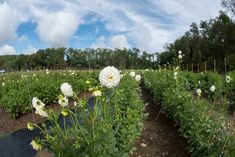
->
[[110, 35, 129, 49], [36, 11, 81, 47], [91, 36, 107, 49], [0, 44, 16, 55], [0, 2, 21, 42], [0, 0, 224, 53], [91, 35, 129, 49], [21, 45, 37, 55]]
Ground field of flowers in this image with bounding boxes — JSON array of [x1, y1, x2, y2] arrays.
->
[[0, 67, 145, 156], [1, 65, 235, 156], [0, 70, 98, 117], [144, 68, 235, 156]]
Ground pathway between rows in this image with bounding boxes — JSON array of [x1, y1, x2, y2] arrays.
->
[[131, 86, 190, 157]]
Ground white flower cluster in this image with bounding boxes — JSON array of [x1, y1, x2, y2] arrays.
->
[[129, 71, 141, 81], [99, 66, 121, 88], [174, 72, 178, 79], [60, 83, 73, 97], [178, 50, 183, 59], [32, 97, 48, 117]]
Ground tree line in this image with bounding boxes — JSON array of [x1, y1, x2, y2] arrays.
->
[[157, 11, 235, 72], [0, 48, 157, 71]]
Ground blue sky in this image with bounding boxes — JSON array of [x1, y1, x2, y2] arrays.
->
[[0, 0, 223, 55]]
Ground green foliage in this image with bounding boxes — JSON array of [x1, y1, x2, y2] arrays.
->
[[0, 71, 98, 117], [144, 69, 235, 156], [31, 73, 145, 157]]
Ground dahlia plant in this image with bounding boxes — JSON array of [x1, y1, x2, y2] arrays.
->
[[27, 66, 144, 157]]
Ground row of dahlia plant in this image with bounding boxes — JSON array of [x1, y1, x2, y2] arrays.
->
[[144, 69, 235, 157], [0, 70, 98, 117], [174, 69, 235, 116], [27, 66, 146, 157]]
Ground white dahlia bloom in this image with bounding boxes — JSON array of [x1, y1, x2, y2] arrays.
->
[[174, 72, 178, 79], [32, 97, 45, 111], [129, 71, 136, 77], [178, 54, 182, 59], [210, 85, 216, 92], [196, 88, 202, 97], [99, 66, 121, 88], [178, 50, 182, 55], [60, 83, 73, 97], [32, 97, 48, 117], [58, 97, 68, 107], [135, 74, 141, 81], [226, 75, 231, 83]]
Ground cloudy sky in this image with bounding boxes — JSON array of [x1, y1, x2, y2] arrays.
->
[[0, 0, 223, 55]]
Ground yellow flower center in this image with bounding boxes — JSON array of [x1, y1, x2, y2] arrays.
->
[[107, 75, 114, 81]]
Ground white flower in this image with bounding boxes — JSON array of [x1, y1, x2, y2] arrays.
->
[[174, 66, 179, 71], [178, 50, 182, 55], [135, 75, 141, 81], [99, 66, 121, 88], [226, 75, 231, 83], [32, 97, 45, 111], [210, 85, 216, 92], [58, 97, 68, 107], [35, 108, 48, 117], [92, 90, 102, 97], [27, 123, 34, 131], [74, 101, 77, 107], [196, 88, 202, 97], [32, 97, 48, 117], [145, 69, 149, 71], [30, 140, 42, 151], [174, 72, 178, 79], [60, 83, 73, 97], [129, 71, 136, 77], [178, 54, 182, 59], [33, 74, 36, 77], [2, 82, 5, 86]]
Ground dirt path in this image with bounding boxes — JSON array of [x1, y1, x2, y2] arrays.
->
[[131, 86, 190, 157]]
